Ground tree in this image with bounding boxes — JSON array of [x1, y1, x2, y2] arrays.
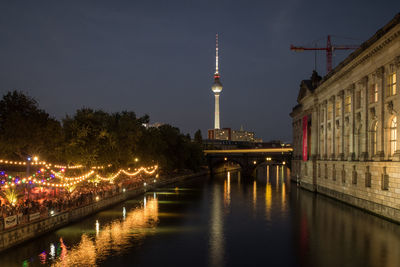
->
[[0, 91, 205, 172], [0, 91, 63, 160], [194, 129, 203, 145], [63, 109, 144, 167]]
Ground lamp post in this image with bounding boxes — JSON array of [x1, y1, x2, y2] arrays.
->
[[26, 156, 32, 200], [26, 157, 31, 177]]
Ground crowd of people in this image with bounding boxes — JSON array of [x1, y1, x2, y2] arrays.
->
[[0, 174, 150, 231]]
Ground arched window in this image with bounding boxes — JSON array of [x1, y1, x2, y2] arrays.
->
[[390, 116, 397, 156], [371, 122, 378, 156]]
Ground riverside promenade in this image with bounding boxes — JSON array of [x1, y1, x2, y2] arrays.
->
[[0, 170, 208, 253]]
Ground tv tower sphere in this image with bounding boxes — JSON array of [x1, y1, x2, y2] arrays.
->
[[212, 79, 223, 94]]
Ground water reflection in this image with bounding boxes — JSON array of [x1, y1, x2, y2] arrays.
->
[[49, 243, 55, 260], [265, 181, 272, 220], [293, 188, 400, 267], [49, 196, 158, 266], [4, 165, 400, 267], [253, 180, 257, 209], [223, 172, 231, 208], [209, 183, 224, 267]]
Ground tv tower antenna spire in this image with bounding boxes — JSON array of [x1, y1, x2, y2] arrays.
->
[[215, 33, 219, 75]]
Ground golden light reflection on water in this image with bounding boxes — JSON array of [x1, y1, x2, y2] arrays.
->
[[265, 182, 272, 220], [281, 182, 286, 209], [223, 172, 231, 208], [210, 184, 224, 267], [227, 172, 231, 197], [253, 180, 257, 209], [52, 197, 159, 266]]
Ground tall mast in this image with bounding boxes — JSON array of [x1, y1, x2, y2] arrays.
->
[[215, 33, 219, 75]]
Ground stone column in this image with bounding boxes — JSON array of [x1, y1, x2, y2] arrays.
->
[[317, 103, 321, 159], [331, 95, 336, 160], [348, 84, 355, 161], [376, 67, 385, 160], [311, 103, 319, 159], [339, 90, 345, 161], [392, 58, 400, 161], [324, 100, 328, 160], [360, 76, 369, 161]]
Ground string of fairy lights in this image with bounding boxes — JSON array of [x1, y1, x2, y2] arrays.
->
[[0, 158, 109, 170], [0, 157, 158, 189]]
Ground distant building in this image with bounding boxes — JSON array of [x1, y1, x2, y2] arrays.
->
[[231, 126, 263, 142], [208, 128, 231, 140], [208, 126, 262, 142]]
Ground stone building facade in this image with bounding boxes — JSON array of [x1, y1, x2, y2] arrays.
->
[[291, 13, 400, 222]]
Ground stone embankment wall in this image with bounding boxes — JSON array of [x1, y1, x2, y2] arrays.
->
[[0, 171, 208, 253], [292, 159, 400, 223]]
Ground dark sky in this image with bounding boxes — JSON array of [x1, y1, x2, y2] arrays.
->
[[0, 1, 399, 142]]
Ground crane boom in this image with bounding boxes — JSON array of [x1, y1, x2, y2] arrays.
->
[[290, 35, 359, 73]]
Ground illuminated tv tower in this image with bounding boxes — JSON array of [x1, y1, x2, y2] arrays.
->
[[211, 33, 223, 129]]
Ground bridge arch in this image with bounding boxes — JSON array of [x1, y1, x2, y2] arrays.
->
[[207, 157, 244, 171], [205, 147, 293, 178]]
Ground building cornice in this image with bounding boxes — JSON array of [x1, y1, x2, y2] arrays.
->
[[316, 14, 400, 94]]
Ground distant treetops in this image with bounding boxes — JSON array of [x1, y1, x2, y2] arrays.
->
[[0, 90, 204, 172]]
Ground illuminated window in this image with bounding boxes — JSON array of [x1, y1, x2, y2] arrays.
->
[[345, 96, 351, 113], [387, 73, 396, 97], [370, 83, 378, 103], [335, 101, 341, 117], [328, 105, 333, 120], [390, 116, 397, 156]]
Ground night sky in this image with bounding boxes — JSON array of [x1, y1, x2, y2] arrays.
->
[[0, 1, 399, 142]]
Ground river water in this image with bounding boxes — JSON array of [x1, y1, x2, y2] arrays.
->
[[1, 166, 400, 267]]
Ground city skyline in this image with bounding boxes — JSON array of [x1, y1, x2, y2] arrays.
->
[[0, 1, 399, 142]]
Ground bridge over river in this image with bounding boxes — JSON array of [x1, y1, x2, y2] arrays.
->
[[204, 147, 293, 177]]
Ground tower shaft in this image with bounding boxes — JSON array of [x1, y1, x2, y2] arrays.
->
[[214, 94, 220, 129]]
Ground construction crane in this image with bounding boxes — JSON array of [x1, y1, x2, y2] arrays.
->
[[290, 35, 359, 73]]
